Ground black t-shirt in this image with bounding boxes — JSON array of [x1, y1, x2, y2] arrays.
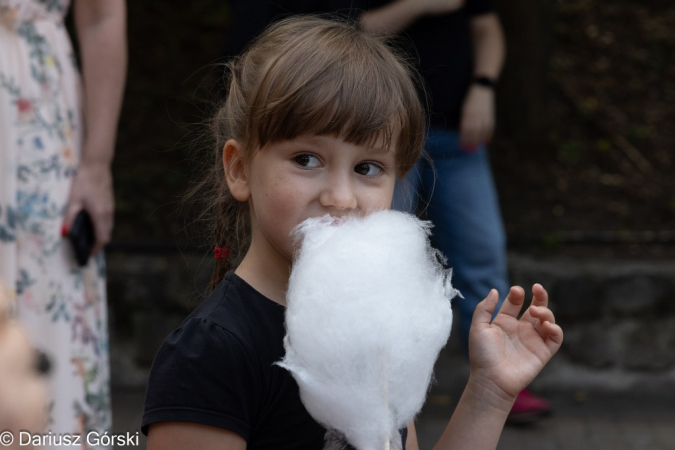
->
[[142, 271, 407, 449], [222, 0, 360, 61], [361, 0, 496, 129], [222, 0, 495, 130]]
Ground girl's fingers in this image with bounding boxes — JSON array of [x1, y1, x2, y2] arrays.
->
[[472, 289, 499, 326], [528, 306, 563, 353], [528, 305, 556, 325], [531, 283, 549, 308], [496, 286, 525, 319], [542, 321, 564, 350]]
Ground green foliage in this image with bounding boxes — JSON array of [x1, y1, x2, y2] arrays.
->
[[557, 139, 585, 165], [594, 139, 611, 152], [669, 196, 675, 214], [625, 125, 651, 143], [576, 97, 598, 121], [550, 132, 585, 165]]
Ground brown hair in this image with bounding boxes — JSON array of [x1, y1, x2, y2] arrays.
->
[[201, 15, 426, 288]]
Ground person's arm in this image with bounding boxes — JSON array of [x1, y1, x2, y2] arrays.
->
[[459, 12, 505, 148], [433, 285, 563, 450], [360, 0, 464, 36], [147, 422, 247, 450], [470, 13, 504, 82], [63, 0, 127, 254]]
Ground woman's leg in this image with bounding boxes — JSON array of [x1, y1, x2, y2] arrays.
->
[[419, 129, 509, 351]]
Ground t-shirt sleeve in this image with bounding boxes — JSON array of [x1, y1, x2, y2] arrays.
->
[[141, 317, 260, 440], [465, 0, 496, 17]]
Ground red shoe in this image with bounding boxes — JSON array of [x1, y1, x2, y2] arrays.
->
[[507, 388, 551, 424]]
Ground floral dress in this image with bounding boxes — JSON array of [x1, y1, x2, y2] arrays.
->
[[0, 0, 111, 447]]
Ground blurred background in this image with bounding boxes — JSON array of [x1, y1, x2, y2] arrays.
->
[[106, 0, 675, 245], [64, 0, 675, 448]]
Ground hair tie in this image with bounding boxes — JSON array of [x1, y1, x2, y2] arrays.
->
[[214, 246, 231, 260]]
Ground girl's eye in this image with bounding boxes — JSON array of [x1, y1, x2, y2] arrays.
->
[[354, 162, 383, 176], [294, 154, 321, 168]]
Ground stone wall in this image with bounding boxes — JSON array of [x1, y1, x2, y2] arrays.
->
[[508, 253, 675, 393], [107, 253, 214, 388], [107, 251, 675, 393]]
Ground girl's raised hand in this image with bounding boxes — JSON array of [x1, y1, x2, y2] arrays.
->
[[467, 284, 563, 403]]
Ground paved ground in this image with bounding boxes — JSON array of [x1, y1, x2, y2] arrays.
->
[[112, 387, 675, 450], [417, 390, 675, 450]]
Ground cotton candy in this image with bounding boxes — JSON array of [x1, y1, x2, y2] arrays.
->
[[279, 210, 458, 450]]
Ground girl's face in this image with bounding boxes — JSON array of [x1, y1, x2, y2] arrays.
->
[[245, 134, 398, 264]]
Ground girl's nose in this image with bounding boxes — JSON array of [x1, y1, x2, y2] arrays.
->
[[319, 174, 357, 210]]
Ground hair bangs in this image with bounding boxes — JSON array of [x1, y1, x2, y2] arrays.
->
[[247, 19, 421, 165]]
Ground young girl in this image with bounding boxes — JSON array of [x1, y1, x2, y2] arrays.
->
[[141, 16, 562, 450]]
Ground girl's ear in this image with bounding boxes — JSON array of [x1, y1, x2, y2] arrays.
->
[[223, 139, 250, 201]]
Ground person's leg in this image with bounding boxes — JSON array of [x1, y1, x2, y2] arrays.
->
[[419, 129, 509, 352], [409, 129, 551, 421]]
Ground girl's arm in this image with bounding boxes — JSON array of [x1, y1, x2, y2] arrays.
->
[[360, 0, 464, 37], [433, 285, 563, 450], [63, 0, 127, 254], [431, 377, 512, 449], [147, 422, 247, 450]]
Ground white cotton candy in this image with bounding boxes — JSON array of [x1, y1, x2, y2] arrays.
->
[[279, 210, 458, 450]]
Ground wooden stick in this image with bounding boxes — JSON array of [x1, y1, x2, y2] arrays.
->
[[382, 354, 390, 450]]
